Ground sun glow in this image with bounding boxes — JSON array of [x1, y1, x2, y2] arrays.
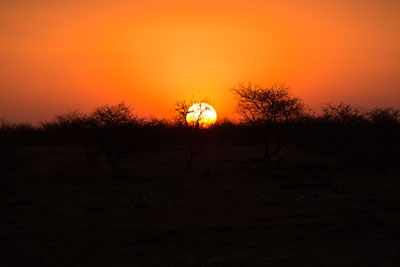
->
[[186, 103, 217, 127]]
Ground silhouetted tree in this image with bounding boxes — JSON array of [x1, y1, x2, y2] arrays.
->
[[174, 99, 212, 171], [231, 83, 304, 167], [91, 101, 137, 128], [89, 102, 140, 179]]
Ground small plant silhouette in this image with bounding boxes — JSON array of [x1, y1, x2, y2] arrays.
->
[[321, 102, 365, 124]]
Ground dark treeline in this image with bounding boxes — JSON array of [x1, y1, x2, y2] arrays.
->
[[1, 86, 400, 176], [3, 86, 400, 267]]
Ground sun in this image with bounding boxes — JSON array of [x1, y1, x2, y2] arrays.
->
[[186, 103, 217, 127]]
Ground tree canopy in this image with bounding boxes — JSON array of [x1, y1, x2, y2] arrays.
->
[[231, 83, 304, 125]]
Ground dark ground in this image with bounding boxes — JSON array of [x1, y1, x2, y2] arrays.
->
[[2, 144, 400, 266]]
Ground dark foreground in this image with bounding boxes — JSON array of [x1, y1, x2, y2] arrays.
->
[[2, 144, 400, 266]]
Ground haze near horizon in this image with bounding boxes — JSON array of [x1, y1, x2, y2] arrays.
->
[[1, 0, 399, 122]]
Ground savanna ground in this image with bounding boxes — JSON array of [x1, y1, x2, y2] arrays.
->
[[2, 141, 400, 266]]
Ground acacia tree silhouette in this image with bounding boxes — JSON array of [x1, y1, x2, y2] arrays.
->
[[231, 83, 304, 167], [175, 99, 212, 171], [91, 102, 136, 128], [90, 102, 139, 179]]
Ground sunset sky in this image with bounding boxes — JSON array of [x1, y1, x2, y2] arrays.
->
[[1, 0, 399, 123]]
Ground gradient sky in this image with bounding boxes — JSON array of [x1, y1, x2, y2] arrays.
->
[[1, 0, 399, 122]]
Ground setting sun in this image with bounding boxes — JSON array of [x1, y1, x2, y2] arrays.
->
[[1, 1, 400, 265], [186, 103, 217, 127]]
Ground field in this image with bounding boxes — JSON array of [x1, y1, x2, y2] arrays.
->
[[2, 143, 400, 266]]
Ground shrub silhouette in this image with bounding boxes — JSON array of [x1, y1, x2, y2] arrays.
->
[[321, 102, 365, 124], [367, 107, 400, 125], [293, 103, 400, 171], [42, 102, 145, 179], [52, 110, 88, 128]]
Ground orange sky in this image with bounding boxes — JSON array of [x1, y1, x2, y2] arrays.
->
[[1, 0, 399, 123]]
